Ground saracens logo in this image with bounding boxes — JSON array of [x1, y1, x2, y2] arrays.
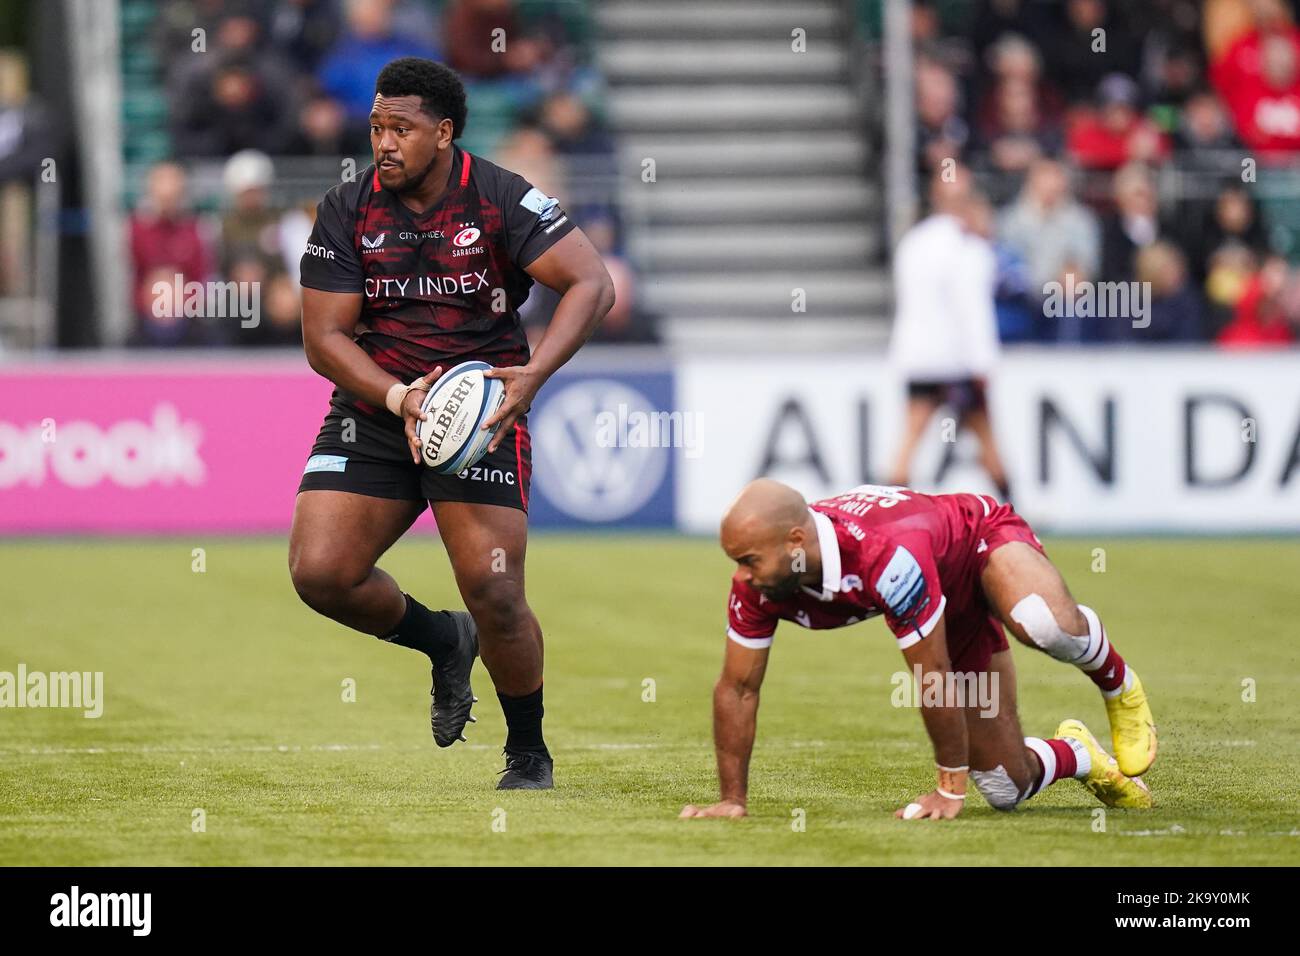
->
[[453, 227, 481, 247]]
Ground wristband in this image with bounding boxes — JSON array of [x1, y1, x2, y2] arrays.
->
[[385, 376, 431, 417], [936, 764, 969, 799], [384, 382, 409, 417]]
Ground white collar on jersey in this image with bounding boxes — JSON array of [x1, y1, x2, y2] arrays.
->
[[802, 508, 842, 602]]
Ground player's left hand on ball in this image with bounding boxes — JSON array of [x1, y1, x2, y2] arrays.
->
[[679, 801, 747, 819], [481, 364, 542, 453], [894, 790, 963, 821]]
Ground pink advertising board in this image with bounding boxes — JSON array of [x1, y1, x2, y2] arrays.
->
[[0, 355, 431, 534]]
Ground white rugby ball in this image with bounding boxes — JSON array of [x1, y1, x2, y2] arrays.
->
[[415, 361, 506, 474]]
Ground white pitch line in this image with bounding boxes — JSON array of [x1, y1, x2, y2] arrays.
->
[[0, 741, 684, 756], [1117, 825, 1188, 837], [1119, 826, 1300, 838], [0, 740, 847, 757]]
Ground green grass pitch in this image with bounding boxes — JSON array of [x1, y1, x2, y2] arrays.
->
[[1, 534, 1297, 866]]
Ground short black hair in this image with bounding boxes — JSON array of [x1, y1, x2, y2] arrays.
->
[[375, 57, 468, 140]]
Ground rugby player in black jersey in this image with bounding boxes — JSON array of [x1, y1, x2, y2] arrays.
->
[[289, 58, 614, 790]]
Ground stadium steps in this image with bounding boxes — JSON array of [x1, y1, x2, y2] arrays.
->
[[608, 85, 858, 131], [598, 2, 842, 38], [660, 315, 891, 350], [616, 132, 868, 177], [597, 0, 890, 348], [600, 42, 848, 83], [640, 272, 890, 318], [627, 177, 875, 222], [638, 225, 879, 270]]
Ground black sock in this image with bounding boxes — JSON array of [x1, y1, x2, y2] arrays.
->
[[498, 685, 548, 756], [381, 593, 460, 663]]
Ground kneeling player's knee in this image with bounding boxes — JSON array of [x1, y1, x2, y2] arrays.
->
[[971, 765, 1024, 811], [1008, 593, 1089, 663], [462, 577, 529, 636]]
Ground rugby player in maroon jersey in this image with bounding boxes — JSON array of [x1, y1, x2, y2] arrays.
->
[[681, 480, 1157, 820], [289, 58, 614, 790]]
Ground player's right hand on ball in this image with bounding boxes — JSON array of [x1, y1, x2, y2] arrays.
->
[[402, 366, 442, 464], [894, 790, 963, 821], [679, 800, 747, 819]]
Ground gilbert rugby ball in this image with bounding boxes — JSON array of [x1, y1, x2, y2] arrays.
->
[[415, 361, 506, 474]]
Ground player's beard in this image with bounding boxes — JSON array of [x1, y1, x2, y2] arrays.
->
[[758, 571, 801, 601], [387, 150, 443, 195]]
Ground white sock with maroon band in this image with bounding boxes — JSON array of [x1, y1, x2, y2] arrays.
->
[[1021, 736, 1091, 799], [1076, 605, 1131, 698]]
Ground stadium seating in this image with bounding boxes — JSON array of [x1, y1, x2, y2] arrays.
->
[[598, 0, 890, 349]]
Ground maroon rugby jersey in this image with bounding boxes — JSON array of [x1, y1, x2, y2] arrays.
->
[[299, 146, 576, 383], [726, 485, 1028, 651]]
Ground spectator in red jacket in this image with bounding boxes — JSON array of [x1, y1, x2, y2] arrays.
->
[[444, 0, 544, 80], [1066, 73, 1171, 170], [128, 162, 214, 346], [974, 33, 1066, 142], [1210, 14, 1300, 154], [1217, 255, 1298, 347]]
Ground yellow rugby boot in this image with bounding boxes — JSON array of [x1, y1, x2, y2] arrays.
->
[[1104, 669, 1157, 776], [1055, 718, 1153, 809]]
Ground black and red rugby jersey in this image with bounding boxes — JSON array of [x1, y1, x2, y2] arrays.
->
[[299, 145, 576, 381]]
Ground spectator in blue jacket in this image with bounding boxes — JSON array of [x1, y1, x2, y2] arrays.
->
[[317, 0, 440, 123], [1133, 240, 1205, 342]]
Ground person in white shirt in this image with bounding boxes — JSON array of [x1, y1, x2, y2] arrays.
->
[[888, 167, 1012, 502]]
